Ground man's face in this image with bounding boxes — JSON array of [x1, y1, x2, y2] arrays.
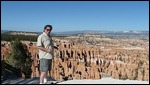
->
[[45, 27, 51, 35]]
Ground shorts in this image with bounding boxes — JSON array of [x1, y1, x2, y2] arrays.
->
[[40, 58, 52, 72]]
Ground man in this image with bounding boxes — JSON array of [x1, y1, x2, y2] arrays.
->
[[37, 25, 59, 84]]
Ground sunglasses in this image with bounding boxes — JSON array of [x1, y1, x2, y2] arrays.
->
[[46, 29, 51, 31]]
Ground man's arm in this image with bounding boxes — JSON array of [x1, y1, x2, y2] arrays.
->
[[37, 46, 51, 53]]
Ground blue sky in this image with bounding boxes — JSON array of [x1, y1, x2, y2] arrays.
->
[[1, 1, 149, 32]]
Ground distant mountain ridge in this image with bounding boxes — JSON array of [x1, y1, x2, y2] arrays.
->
[[1, 30, 39, 34], [1, 30, 39, 36], [54, 30, 149, 35], [54, 30, 112, 35], [1, 30, 9, 33], [1, 30, 149, 35]]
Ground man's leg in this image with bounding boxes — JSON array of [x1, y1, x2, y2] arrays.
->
[[39, 58, 48, 84], [44, 73, 48, 83], [40, 71, 47, 84], [40, 58, 53, 83]]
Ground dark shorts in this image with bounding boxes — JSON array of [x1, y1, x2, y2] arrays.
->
[[40, 58, 52, 72]]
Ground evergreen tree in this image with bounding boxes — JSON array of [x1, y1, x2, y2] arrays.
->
[[4, 39, 32, 78]]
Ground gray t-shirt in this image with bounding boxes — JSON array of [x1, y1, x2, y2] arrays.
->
[[37, 32, 54, 59]]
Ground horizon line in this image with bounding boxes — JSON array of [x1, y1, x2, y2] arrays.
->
[[1, 29, 149, 33]]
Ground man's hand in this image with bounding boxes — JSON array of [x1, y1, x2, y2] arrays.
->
[[57, 46, 61, 51], [37, 46, 51, 53], [47, 48, 51, 53]]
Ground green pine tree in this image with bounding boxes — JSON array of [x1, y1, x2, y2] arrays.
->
[[4, 38, 32, 78]]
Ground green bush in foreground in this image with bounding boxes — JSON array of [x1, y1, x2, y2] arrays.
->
[[4, 39, 32, 78]]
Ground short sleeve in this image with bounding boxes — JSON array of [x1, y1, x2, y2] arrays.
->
[[37, 35, 42, 47]]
